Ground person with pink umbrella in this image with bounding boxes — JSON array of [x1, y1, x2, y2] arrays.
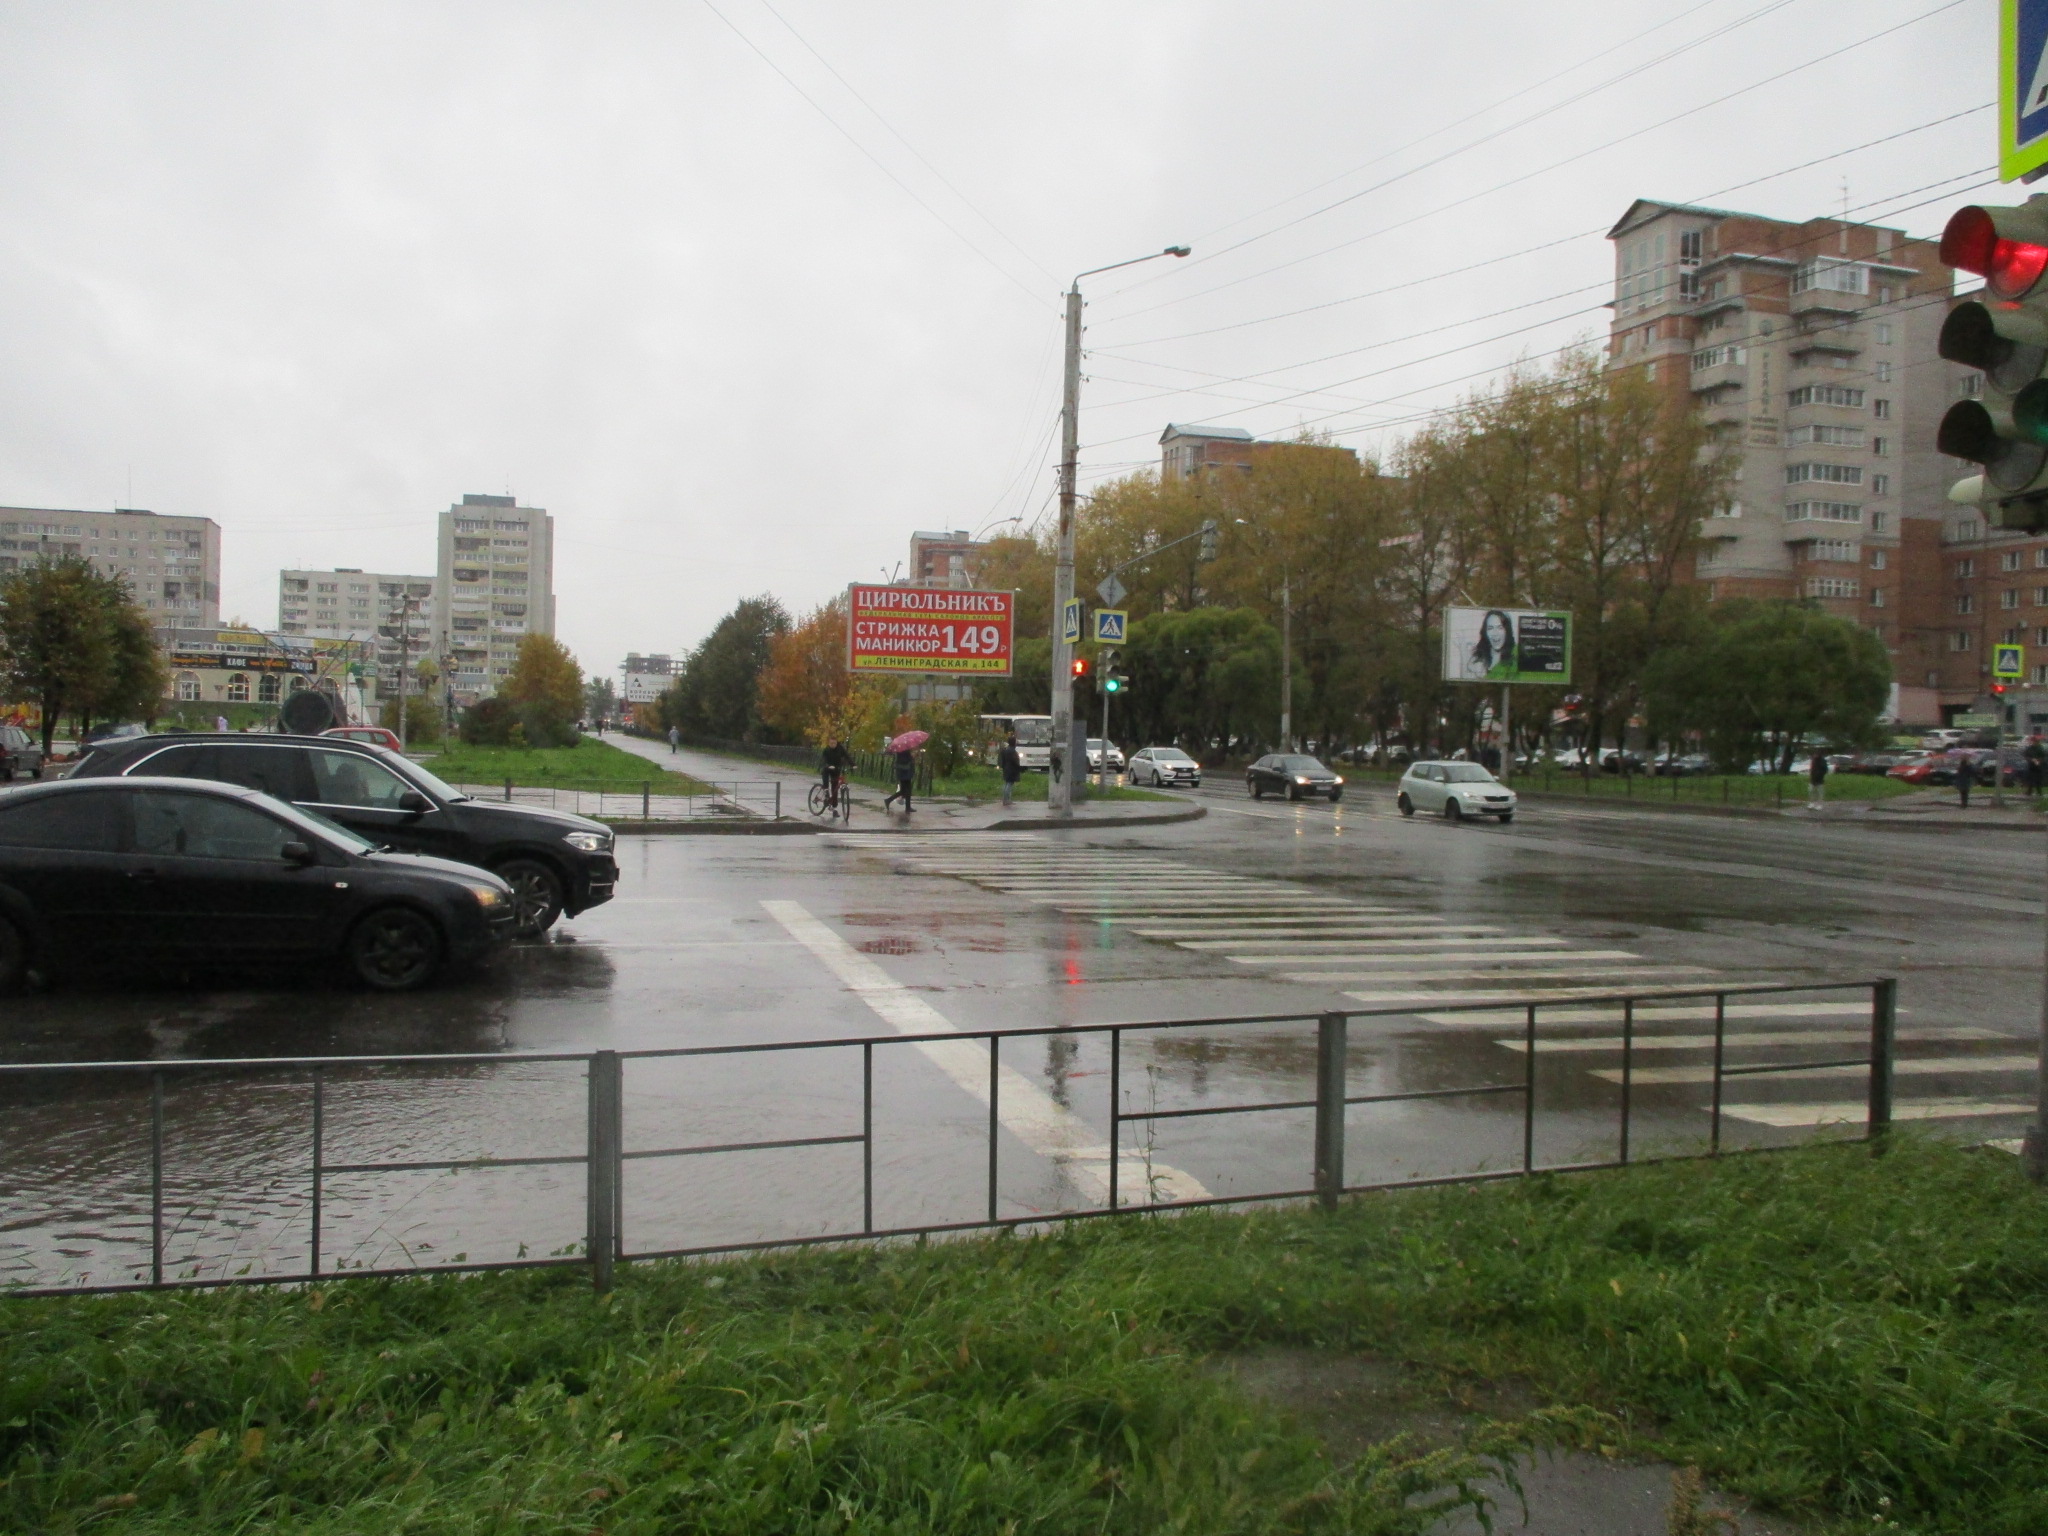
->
[[882, 729, 927, 813]]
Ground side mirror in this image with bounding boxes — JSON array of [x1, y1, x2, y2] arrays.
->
[[281, 841, 316, 867], [398, 791, 432, 815]]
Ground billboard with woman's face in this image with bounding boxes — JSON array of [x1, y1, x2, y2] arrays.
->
[[1442, 607, 1572, 683]]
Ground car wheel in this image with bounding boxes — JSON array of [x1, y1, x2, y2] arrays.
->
[[1329, 788, 1342, 802], [1396, 792, 1414, 817], [496, 858, 566, 937], [1444, 799, 1463, 823], [1249, 780, 1261, 799], [1287, 784, 1302, 801], [346, 906, 444, 992], [1498, 812, 1514, 823]]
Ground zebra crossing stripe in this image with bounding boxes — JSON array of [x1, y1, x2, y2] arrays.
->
[[1276, 949, 1646, 971], [1596, 1054, 2037, 1087], [1719, 1099, 2030, 1129], [1495, 1027, 2003, 1054], [1179, 929, 1505, 950], [1420, 1001, 1878, 1026]]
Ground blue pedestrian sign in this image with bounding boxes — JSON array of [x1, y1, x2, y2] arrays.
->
[[1093, 608, 1127, 644], [2004, 0, 2048, 181], [1061, 598, 1081, 645]]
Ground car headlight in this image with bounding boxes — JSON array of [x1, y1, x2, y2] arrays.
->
[[563, 831, 610, 852], [467, 883, 505, 908], [1295, 776, 1310, 784], [1334, 776, 1344, 785]]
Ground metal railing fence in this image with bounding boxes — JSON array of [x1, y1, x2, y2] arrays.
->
[[0, 979, 1897, 1298], [448, 779, 785, 821]]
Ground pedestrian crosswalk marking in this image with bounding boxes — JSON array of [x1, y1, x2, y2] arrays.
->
[[1719, 1099, 2030, 1130], [1423, 1001, 1876, 1026], [1496, 1027, 2002, 1054], [1181, 929, 1509, 949], [1595, 1054, 2035, 1087], [1278, 949, 1646, 970]]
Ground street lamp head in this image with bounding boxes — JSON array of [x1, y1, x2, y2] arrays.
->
[[1165, 246, 1191, 257]]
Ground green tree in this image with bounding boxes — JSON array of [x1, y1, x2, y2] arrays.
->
[[0, 557, 162, 755], [1641, 601, 1891, 772], [584, 674, 617, 723], [1119, 607, 1285, 759], [660, 596, 788, 742], [501, 633, 584, 747], [80, 602, 170, 738]]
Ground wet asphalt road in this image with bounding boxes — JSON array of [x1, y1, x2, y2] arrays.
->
[[3, 776, 2041, 1288]]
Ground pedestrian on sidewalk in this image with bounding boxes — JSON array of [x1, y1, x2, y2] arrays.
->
[[882, 743, 917, 813], [667, 725, 680, 755], [997, 732, 1022, 808], [1957, 752, 1978, 808], [2026, 732, 2046, 797], [1806, 750, 1829, 810]]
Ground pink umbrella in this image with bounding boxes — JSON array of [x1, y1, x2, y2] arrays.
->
[[888, 730, 931, 752]]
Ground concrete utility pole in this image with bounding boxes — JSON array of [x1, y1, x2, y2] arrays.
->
[[1279, 568, 1292, 753], [1049, 245, 1189, 817]]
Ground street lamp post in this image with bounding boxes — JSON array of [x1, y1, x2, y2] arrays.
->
[[1049, 245, 1189, 818]]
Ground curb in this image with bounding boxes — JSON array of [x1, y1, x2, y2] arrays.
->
[[983, 804, 1207, 832], [603, 819, 819, 836]]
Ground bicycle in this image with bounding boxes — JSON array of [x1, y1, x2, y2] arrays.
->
[[808, 772, 852, 820]]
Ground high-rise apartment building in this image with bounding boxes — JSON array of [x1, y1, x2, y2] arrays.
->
[[0, 506, 221, 626], [433, 494, 556, 705], [278, 567, 435, 703], [1606, 202, 1951, 714]]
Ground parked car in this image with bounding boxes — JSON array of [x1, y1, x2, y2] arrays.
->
[[0, 777, 515, 992], [0, 725, 43, 783], [83, 722, 149, 746], [1397, 761, 1518, 822], [1084, 738, 1126, 773], [1125, 746, 1202, 788], [1651, 752, 1713, 776], [322, 724, 405, 752], [1921, 729, 1968, 751], [1887, 752, 1958, 787], [1246, 754, 1344, 801], [68, 733, 615, 936]]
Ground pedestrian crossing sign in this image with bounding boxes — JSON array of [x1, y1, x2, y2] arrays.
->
[[2004, 0, 2048, 181], [1995, 642, 2026, 679], [1093, 608, 1127, 644], [1061, 598, 1081, 645]]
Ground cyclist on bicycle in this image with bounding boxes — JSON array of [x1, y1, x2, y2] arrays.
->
[[820, 738, 852, 804]]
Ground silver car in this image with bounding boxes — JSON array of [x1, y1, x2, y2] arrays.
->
[[1396, 761, 1517, 823], [1126, 746, 1201, 787]]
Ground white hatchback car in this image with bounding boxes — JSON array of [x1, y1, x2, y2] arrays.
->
[[1397, 761, 1517, 823]]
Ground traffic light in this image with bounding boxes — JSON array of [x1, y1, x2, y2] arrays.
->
[[1938, 199, 2048, 527], [1071, 656, 1090, 679], [1198, 518, 1219, 561]]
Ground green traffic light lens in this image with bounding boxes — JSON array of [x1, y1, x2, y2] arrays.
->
[[2016, 380, 2048, 446]]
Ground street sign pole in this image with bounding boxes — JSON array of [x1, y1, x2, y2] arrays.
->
[[1499, 683, 1512, 785], [1049, 284, 1082, 820]]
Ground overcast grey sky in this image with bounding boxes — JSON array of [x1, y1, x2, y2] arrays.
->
[[0, 1, 1988, 671]]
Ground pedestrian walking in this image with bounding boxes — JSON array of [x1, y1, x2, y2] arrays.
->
[[1806, 751, 1829, 810], [882, 743, 917, 813], [2025, 732, 2046, 797], [1957, 753, 1977, 808], [214, 714, 229, 733], [997, 732, 1022, 809], [667, 725, 680, 755]]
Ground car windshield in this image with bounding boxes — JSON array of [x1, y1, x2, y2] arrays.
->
[[1154, 749, 1194, 763], [1443, 764, 1498, 783], [371, 746, 466, 801], [1012, 719, 1051, 746], [1278, 756, 1329, 774]]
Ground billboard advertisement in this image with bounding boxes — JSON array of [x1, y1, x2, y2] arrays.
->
[[846, 585, 1014, 676], [1441, 607, 1571, 684]]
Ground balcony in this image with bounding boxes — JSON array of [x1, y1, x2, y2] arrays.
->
[[1789, 325, 1864, 363], [1790, 287, 1864, 321]]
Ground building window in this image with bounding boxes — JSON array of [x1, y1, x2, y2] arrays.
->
[[1875, 322, 1894, 345], [1958, 557, 1977, 576], [175, 672, 200, 702], [1870, 511, 1889, 533], [1807, 538, 1858, 561], [1787, 385, 1864, 407], [1793, 258, 1869, 295], [1872, 436, 1890, 457], [258, 674, 281, 703], [1872, 474, 1890, 496], [2006, 551, 2026, 571], [1870, 550, 1888, 570], [1875, 361, 1892, 382], [1692, 344, 1744, 371], [1952, 631, 1975, 651], [1786, 424, 1865, 446], [226, 674, 250, 701], [1786, 462, 1863, 485], [1873, 398, 1891, 420], [1869, 587, 1886, 607], [1957, 593, 1976, 614], [1785, 501, 1862, 523], [1807, 578, 1860, 598], [2004, 588, 2023, 609]]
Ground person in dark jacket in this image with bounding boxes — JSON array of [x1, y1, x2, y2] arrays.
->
[[2025, 732, 2045, 797], [1957, 752, 1979, 808], [1806, 751, 1829, 810], [883, 745, 917, 812], [997, 733, 1022, 808]]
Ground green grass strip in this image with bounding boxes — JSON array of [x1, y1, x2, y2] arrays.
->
[[419, 739, 714, 796]]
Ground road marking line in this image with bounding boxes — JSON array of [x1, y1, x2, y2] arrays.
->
[[1421, 1001, 1879, 1026], [1495, 1027, 2003, 1054], [1286, 966, 1699, 985], [1719, 1099, 2030, 1129], [1275, 949, 1645, 972], [1176, 929, 1504, 950], [1595, 1054, 2037, 1086], [760, 899, 1204, 1205], [1237, 939, 1576, 963]]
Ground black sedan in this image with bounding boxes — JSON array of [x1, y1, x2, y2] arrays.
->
[[1246, 754, 1344, 801], [0, 777, 516, 993]]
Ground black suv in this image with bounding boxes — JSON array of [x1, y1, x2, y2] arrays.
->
[[69, 733, 615, 936]]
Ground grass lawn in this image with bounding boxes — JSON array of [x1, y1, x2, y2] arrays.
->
[[418, 739, 713, 796], [4, 1139, 2042, 1534], [1339, 766, 1919, 807]]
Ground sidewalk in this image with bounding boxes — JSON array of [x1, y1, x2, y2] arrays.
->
[[604, 732, 1203, 833], [1802, 788, 2048, 831]]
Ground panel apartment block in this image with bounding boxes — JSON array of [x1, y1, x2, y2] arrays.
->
[[0, 505, 221, 627], [278, 567, 435, 702], [433, 494, 556, 705]]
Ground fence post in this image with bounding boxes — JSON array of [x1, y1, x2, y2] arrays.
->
[[150, 1071, 165, 1288], [504, 777, 513, 803], [642, 782, 650, 820], [1867, 977, 1897, 1148], [1314, 1011, 1347, 1211], [587, 1050, 623, 1292], [775, 782, 782, 821]]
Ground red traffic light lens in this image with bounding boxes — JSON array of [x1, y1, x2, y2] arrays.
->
[[1993, 683, 2008, 695], [1942, 206, 2048, 299], [1071, 658, 1090, 677]]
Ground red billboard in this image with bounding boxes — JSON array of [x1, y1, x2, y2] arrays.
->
[[846, 585, 1014, 676]]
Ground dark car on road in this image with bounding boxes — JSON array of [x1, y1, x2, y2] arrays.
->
[[68, 733, 615, 936], [0, 778, 516, 993], [1, 725, 43, 783], [1246, 753, 1344, 801]]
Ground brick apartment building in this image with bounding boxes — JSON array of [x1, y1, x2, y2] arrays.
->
[[1606, 200, 1966, 727]]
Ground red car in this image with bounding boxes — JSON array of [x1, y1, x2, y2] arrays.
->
[[321, 725, 404, 752]]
